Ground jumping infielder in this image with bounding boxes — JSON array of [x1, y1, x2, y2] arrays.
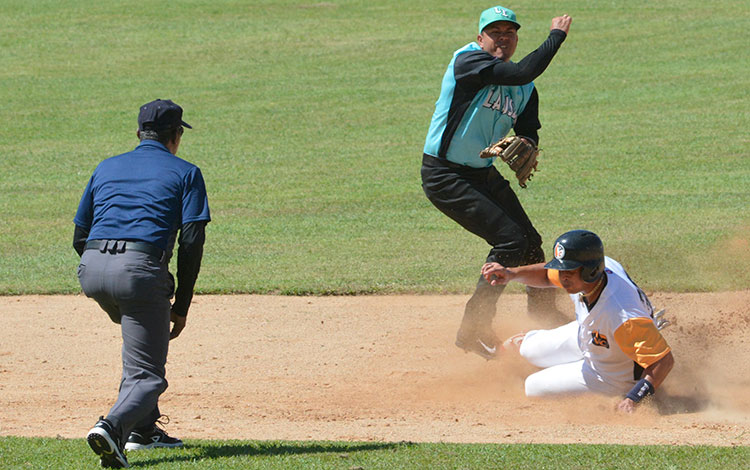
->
[[482, 230, 674, 412], [421, 5, 572, 360]]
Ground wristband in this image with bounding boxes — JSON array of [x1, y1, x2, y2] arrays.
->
[[625, 378, 654, 403]]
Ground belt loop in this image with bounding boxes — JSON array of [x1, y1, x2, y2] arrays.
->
[[100, 240, 109, 253], [117, 241, 126, 253]]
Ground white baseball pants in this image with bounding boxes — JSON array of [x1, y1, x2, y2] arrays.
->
[[519, 321, 624, 397]]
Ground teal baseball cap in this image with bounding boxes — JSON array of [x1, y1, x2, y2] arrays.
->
[[478, 5, 521, 34]]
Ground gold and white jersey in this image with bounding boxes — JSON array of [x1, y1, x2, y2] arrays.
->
[[560, 257, 671, 387]]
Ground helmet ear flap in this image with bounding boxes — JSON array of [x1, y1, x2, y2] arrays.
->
[[582, 260, 605, 282]]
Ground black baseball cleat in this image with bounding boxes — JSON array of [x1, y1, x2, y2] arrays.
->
[[125, 422, 183, 450], [455, 329, 500, 361], [87, 417, 129, 468]]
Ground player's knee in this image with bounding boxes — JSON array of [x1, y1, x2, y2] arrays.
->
[[517, 332, 556, 368], [518, 331, 538, 360], [488, 238, 528, 267], [510, 233, 530, 254], [523, 244, 545, 264], [524, 374, 545, 397]]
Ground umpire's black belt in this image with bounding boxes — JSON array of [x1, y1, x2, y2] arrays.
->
[[85, 239, 165, 262]]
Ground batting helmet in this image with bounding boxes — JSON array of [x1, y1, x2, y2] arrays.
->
[[544, 230, 605, 282]]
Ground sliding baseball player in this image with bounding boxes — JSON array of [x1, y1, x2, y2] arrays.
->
[[483, 230, 674, 412]]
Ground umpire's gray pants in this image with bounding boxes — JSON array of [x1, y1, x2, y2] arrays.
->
[[78, 246, 174, 443]]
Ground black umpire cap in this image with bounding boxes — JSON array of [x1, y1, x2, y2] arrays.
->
[[138, 99, 192, 132]]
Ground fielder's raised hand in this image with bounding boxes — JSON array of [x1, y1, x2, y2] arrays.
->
[[551, 14, 572, 34]]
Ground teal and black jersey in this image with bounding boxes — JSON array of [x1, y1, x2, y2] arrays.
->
[[423, 29, 567, 168]]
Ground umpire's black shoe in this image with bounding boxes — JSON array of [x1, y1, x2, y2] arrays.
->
[[87, 417, 129, 468], [455, 328, 500, 361], [125, 423, 183, 450]]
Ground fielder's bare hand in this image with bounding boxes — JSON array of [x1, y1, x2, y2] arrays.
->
[[551, 15, 572, 34], [170, 309, 187, 340], [482, 262, 513, 285]]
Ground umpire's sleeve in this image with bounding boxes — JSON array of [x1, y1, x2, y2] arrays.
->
[[73, 225, 89, 257], [172, 220, 207, 317]]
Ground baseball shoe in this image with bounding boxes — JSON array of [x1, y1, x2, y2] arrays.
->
[[125, 421, 183, 450], [87, 417, 129, 468], [455, 328, 500, 360]]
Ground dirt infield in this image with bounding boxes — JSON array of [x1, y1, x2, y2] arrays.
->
[[1, 292, 749, 446]]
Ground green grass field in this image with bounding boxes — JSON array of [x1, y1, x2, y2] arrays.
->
[[2, 437, 749, 470], [1, 0, 748, 467], [1, 0, 747, 295]]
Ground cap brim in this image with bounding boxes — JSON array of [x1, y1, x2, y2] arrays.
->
[[480, 19, 521, 33], [181, 120, 192, 129]]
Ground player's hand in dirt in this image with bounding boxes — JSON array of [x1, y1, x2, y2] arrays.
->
[[616, 397, 636, 414], [482, 262, 513, 286], [170, 309, 187, 340], [551, 15, 572, 34]]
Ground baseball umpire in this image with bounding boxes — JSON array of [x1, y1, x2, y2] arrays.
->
[[482, 230, 675, 412], [421, 6, 572, 360], [74, 99, 210, 468]]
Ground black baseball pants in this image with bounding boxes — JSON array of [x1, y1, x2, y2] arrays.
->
[[421, 153, 552, 334]]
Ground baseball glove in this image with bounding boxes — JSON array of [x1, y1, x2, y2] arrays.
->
[[479, 136, 539, 188]]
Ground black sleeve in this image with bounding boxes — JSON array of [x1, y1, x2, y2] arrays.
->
[[73, 225, 90, 257], [513, 87, 541, 145], [171, 220, 207, 317], [455, 30, 567, 88]]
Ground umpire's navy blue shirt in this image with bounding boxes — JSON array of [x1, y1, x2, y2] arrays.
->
[[74, 140, 211, 251]]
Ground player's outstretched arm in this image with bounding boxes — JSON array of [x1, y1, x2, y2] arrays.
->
[[477, 15, 572, 86], [617, 351, 675, 413], [642, 351, 675, 390], [482, 262, 553, 288]]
